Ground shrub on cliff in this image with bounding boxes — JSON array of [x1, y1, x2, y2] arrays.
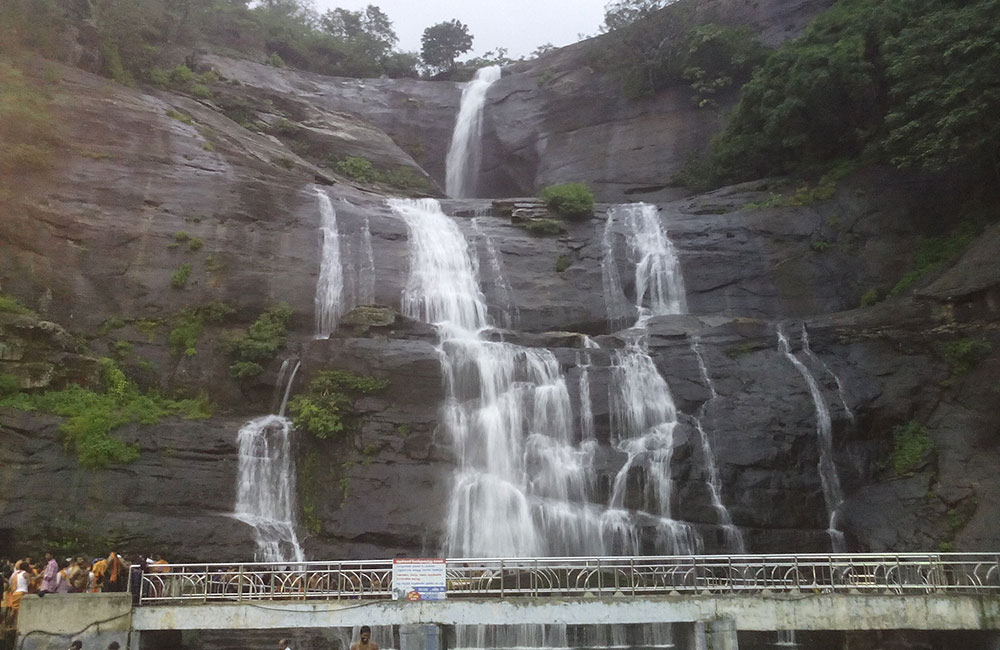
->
[[540, 183, 594, 219], [289, 370, 388, 439]]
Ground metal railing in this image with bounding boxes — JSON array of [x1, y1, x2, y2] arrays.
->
[[134, 553, 1000, 605]]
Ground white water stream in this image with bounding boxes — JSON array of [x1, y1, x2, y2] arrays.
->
[[234, 413, 305, 563], [314, 187, 346, 338], [777, 326, 846, 552], [445, 66, 502, 198]]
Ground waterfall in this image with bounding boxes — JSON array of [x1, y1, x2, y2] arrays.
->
[[472, 217, 519, 328], [777, 326, 846, 552], [234, 414, 305, 563], [801, 325, 855, 424], [602, 203, 687, 328], [357, 217, 376, 305], [610, 341, 701, 555], [601, 213, 631, 331], [690, 337, 745, 552], [445, 66, 502, 198], [314, 187, 346, 338]]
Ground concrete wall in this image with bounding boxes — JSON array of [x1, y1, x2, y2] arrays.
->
[[17, 593, 132, 650], [131, 593, 1000, 632]]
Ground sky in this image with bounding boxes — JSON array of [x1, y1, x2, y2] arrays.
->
[[311, 0, 610, 59]]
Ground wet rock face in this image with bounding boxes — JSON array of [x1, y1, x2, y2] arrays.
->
[[0, 37, 998, 562]]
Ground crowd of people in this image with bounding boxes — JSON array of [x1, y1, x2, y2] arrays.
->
[[1, 551, 170, 627]]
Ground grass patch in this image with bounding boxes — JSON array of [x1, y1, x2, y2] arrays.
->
[[331, 156, 430, 190], [939, 338, 992, 378], [0, 60, 61, 175], [859, 289, 879, 308], [889, 420, 933, 476], [522, 219, 566, 236], [0, 358, 212, 468], [0, 293, 34, 316], [168, 302, 235, 358], [539, 183, 594, 219], [555, 254, 572, 273], [165, 109, 194, 126], [889, 223, 981, 297], [170, 263, 192, 289]]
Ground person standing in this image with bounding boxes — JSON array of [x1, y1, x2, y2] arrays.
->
[[351, 626, 379, 650], [6, 561, 29, 624], [277, 639, 292, 650], [39, 552, 59, 595]]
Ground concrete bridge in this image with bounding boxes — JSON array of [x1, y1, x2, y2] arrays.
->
[[15, 553, 1000, 650]]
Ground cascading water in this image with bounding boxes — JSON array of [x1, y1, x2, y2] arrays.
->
[[315, 187, 346, 338], [602, 203, 687, 326], [777, 325, 846, 552], [445, 66, 502, 198], [234, 414, 305, 563], [801, 325, 855, 424], [472, 218, 519, 328], [357, 217, 376, 305], [690, 337, 745, 552]]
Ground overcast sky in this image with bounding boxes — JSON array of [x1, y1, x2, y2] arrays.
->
[[312, 0, 610, 59]]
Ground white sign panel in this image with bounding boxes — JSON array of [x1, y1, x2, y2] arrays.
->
[[392, 559, 447, 601]]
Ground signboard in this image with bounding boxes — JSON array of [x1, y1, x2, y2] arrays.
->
[[392, 559, 446, 601]]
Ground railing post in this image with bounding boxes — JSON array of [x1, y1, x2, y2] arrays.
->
[[630, 557, 635, 596], [204, 565, 210, 603], [500, 559, 505, 598], [597, 558, 602, 595], [238, 564, 244, 602]]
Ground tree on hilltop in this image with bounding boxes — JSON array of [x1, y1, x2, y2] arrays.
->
[[420, 19, 473, 74]]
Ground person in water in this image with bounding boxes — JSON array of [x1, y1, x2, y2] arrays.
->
[[351, 626, 379, 650]]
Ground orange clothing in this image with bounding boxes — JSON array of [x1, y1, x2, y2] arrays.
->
[[151, 560, 171, 573], [92, 559, 108, 593], [6, 590, 24, 611]]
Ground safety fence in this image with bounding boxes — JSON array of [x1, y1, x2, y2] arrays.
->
[[134, 553, 1000, 604]]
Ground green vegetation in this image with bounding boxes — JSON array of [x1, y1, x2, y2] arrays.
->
[[0, 293, 34, 316], [170, 263, 193, 289], [289, 370, 389, 439], [332, 156, 430, 190], [224, 305, 294, 380], [168, 302, 235, 358], [859, 289, 879, 308], [595, 0, 766, 100], [0, 358, 211, 468], [888, 222, 981, 297], [809, 240, 831, 253], [938, 338, 992, 378], [0, 373, 21, 396], [148, 65, 217, 98], [0, 59, 61, 176], [165, 109, 193, 126], [555, 254, 572, 273], [299, 451, 322, 533], [420, 19, 473, 75], [272, 155, 294, 170], [889, 419, 933, 476], [188, 237, 204, 251], [522, 219, 566, 236], [539, 183, 594, 219], [691, 0, 1000, 191]]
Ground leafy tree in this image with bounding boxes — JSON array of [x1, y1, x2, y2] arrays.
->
[[698, 0, 1000, 189], [320, 4, 398, 64], [881, 0, 1000, 178], [420, 19, 473, 74], [602, 0, 671, 31]]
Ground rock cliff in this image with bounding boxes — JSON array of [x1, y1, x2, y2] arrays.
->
[[1, 0, 998, 563]]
